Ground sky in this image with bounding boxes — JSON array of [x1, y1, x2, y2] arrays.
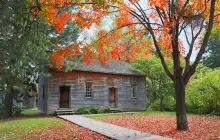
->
[[77, 0, 200, 61]]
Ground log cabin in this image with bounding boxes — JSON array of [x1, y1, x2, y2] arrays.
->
[[38, 60, 146, 114]]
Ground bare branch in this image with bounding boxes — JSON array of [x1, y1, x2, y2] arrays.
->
[[184, 0, 216, 84]]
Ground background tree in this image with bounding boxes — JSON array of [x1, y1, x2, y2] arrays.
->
[[202, 36, 220, 68], [0, 0, 51, 118], [132, 56, 174, 112], [186, 65, 220, 115], [0, 0, 80, 118], [31, 0, 219, 130]]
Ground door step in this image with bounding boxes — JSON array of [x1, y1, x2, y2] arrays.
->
[[55, 109, 74, 115], [110, 108, 122, 113]]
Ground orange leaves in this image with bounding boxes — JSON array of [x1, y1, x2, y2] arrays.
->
[[72, 11, 102, 29], [55, 0, 72, 7], [50, 44, 81, 69], [111, 46, 120, 59], [53, 12, 71, 33], [115, 15, 131, 27], [60, 12, 71, 23], [129, 0, 140, 4], [28, 0, 71, 32], [82, 45, 96, 64], [116, 5, 132, 27], [148, 0, 168, 9]]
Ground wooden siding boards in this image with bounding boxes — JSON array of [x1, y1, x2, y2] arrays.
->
[[38, 75, 49, 114], [39, 71, 146, 114]]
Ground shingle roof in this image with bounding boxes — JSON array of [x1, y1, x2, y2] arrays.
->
[[66, 60, 145, 76]]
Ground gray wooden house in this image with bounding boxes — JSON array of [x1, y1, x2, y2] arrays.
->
[[38, 60, 146, 114]]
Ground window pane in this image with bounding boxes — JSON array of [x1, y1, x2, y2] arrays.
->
[[85, 82, 92, 98], [131, 84, 137, 98]]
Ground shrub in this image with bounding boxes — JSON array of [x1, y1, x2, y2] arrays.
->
[[163, 96, 176, 111], [148, 96, 175, 112], [12, 107, 23, 116], [148, 100, 160, 111], [102, 107, 111, 113], [89, 106, 102, 114], [75, 107, 90, 114], [186, 68, 220, 115]]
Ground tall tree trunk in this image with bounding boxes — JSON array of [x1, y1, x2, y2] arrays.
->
[[4, 90, 13, 119], [174, 71, 188, 130], [160, 98, 163, 112]]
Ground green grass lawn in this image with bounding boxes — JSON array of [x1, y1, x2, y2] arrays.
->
[[0, 118, 62, 139], [0, 116, 109, 140], [21, 108, 39, 115]]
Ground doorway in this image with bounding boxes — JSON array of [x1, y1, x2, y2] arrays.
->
[[109, 88, 117, 108], [60, 86, 70, 108]]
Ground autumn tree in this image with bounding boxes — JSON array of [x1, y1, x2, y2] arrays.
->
[[31, 0, 219, 130]]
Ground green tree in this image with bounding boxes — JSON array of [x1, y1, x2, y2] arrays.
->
[[0, 0, 50, 118], [202, 36, 220, 68], [186, 66, 220, 115], [0, 0, 80, 118], [132, 56, 174, 112]]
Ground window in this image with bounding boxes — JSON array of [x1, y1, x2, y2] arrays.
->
[[131, 84, 137, 98], [85, 82, 93, 98]]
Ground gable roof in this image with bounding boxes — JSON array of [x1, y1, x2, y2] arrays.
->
[[65, 60, 145, 76]]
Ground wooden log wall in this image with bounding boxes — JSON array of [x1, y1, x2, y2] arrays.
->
[[46, 71, 146, 114]]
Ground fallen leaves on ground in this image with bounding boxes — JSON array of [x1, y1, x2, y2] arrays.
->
[[98, 115, 220, 140]]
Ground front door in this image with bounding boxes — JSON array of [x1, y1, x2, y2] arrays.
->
[[109, 88, 117, 108], [60, 86, 70, 108]]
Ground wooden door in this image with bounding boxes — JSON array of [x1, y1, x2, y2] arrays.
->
[[60, 86, 70, 108], [109, 88, 117, 108]]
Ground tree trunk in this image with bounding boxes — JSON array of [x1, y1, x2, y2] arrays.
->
[[4, 91, 13, 119], [174, 72, 188, 131], [160, 98, 163, 112]]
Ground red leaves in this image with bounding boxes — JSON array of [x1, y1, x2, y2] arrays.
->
[[98, 115, 220, 140], [50, 44, 81, 69], [53, 12, 71, 33], [72, 11, 102, 29]]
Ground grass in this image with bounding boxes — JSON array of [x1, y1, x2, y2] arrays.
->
[[0, 108, 109, 140], [21, 108, 39, 115], [0, 118, 62, 139]]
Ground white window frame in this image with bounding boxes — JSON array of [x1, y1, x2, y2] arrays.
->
[[85, 82, 93, 98], [131, 84, 137, 99]]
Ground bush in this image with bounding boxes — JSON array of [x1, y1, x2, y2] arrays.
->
[[12, 107, 23, 116], [76, 106, 112, 114], [186, 68, 220, 115], [102, 107, 111, 113], [163, 96, 176, 111], [89, 106, 102, 114], [148, 96, 176, 112], [75, 107, 90, 114], [148, 100, 160, 111]]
